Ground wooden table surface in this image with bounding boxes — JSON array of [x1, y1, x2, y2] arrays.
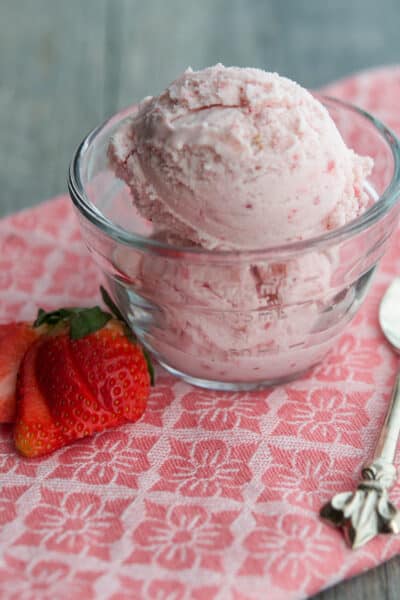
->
[[1, 1, 399, 597]]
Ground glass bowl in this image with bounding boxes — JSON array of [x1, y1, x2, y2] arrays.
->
[[68, 96, 400, 391]]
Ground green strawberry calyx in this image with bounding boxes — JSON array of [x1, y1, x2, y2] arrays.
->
[[34, 306, 112, 340]]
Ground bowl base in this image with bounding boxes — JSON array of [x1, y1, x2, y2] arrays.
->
[[157, 358, 316, 391]]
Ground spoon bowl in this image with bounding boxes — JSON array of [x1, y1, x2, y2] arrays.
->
[[379, 277, 400, 351]]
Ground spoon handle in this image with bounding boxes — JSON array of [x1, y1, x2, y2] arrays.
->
[[320, 372, 400, 548], [373, 372, 400, 465]]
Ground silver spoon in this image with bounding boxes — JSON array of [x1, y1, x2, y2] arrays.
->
[[320, 277, 400, 548]]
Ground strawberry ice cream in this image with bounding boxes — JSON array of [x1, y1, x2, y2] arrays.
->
[[109, 64, 372, 250], [113, 245, 336, 381], [107, 65, 374, 385]]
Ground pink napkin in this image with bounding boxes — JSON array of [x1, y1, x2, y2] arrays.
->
[[1, 66, 400, 600]]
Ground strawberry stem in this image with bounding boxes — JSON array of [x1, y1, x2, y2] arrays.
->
[[100, 286, 126, 323], [142, 348, 155, 386]]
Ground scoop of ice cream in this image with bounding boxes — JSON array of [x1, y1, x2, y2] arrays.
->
[[109, 64, 372, 250], [112, 242, 344, 382], [107, 65, 374, 384]]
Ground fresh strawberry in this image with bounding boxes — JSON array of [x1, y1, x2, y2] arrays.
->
[[0, 323, 40, 423], [14, 293, 152, 458], [14, 337, 65, 456]]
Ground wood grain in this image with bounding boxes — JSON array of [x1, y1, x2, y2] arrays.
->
[[1, 0, 400, 218], [1, 0, 400, 597], [0, 0, 107, 215]]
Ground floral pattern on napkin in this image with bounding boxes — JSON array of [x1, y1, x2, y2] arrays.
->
[[1, 66, 400, 599]]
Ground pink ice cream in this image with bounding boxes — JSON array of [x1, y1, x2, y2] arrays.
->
[[113, 244, 336, 381], [109, 64, 372, 250], [108, 65, 373, 384]]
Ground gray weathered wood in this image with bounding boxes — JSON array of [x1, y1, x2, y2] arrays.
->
[[0, 0, 107, 215], [1, 0, 400, 219], [1, 0, 400, 217], [1, 1, 400, 598]]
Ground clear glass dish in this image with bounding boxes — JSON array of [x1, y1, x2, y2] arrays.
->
[[68, 96, 400, 390]]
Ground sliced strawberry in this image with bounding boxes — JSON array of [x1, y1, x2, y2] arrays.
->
[[0, 323, 39, 423], [14, 318, 150, 458], [14, 337, 65, 457], [70, 321, 149, 421]]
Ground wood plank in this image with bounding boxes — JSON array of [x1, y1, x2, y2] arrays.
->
[[114, 0, 400, 110], [0, 0, 107, 216], [1, 0, 400, 217], [315, 557, 390, 599]]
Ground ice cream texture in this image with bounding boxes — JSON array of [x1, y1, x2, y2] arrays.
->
[[109, 64, 372, 250], [108, 65, 374, 384]]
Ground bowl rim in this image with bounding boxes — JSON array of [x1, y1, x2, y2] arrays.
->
[[68, 94, 400, 258]]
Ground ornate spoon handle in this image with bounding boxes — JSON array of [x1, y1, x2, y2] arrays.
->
[[320, 373, 400, 548], [373, 374, 400, 464]]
